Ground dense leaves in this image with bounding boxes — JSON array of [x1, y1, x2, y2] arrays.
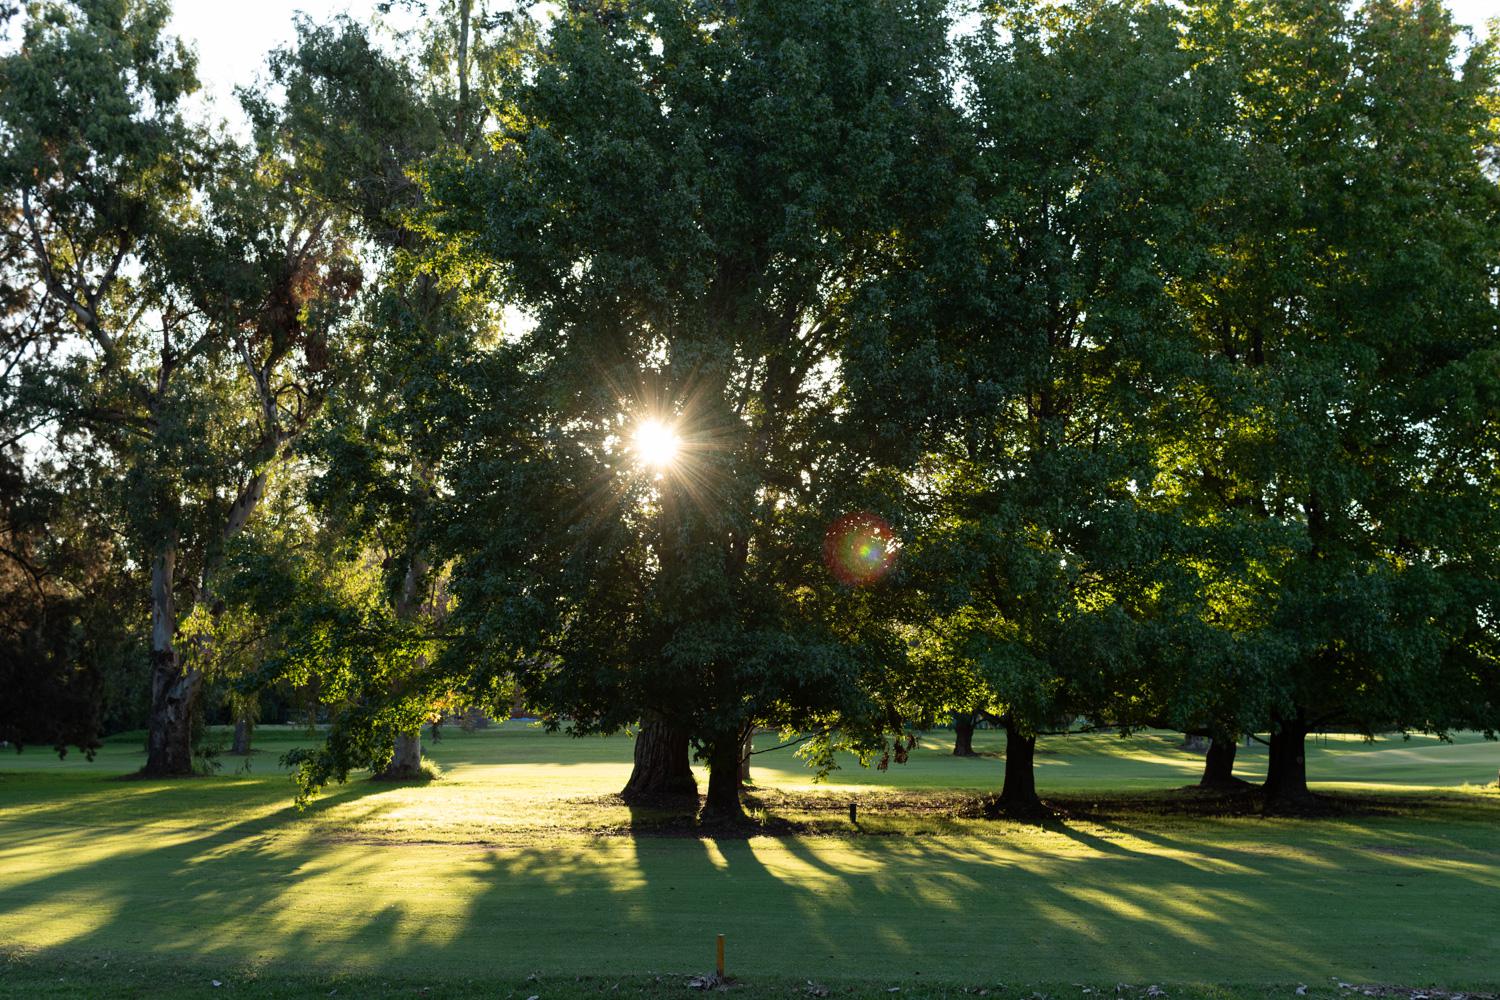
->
[[2, 0, 1497, 816]]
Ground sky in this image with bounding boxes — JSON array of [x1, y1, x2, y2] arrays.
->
[[170, 0, 1498, 112], [168, 1, 415, 117]]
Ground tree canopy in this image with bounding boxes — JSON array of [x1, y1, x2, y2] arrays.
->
[[2, 0, 1497, 819]]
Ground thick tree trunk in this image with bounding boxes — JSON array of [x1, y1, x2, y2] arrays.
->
[[230, 714, 253, 756], [1199, 735, 1244, 788], [622, 717, 697, 800], [1263, 718, 1314, 808], [1000, 722, 1038, 805], [143, 546, 198, 776], [994, 717, 1044, 816], [377, 729, 424, 780], [953, 711, 978, 757], [700, 734, 748, 824]]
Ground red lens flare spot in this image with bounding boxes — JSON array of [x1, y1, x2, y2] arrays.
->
[[823, 512, 897, 586]]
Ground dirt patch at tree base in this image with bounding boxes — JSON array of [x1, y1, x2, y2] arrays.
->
[[557, 786, 1467, 838]]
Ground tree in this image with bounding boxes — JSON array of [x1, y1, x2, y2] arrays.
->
[[0, 0, 360, 774], [240, 6, 517, 786], [878, 0, 1233, 814], [429, 0, 957, 822], [1178, 0, 1500, 808]]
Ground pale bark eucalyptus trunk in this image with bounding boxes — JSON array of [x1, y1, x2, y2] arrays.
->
[[377, 549, 430, 780], [143, 544, 199, 776]]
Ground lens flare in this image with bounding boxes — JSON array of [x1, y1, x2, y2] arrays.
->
[[823, 512, 897, 586], [632, 418, 681, 470]]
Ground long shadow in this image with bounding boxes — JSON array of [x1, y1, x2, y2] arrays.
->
[[0, 774, 420, 967], [5, 750, 1500, 989]]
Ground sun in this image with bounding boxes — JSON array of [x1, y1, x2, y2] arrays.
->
[[631, 418, 681, 470]]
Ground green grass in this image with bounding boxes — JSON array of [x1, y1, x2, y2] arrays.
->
[[2, 725, 1499, 999]]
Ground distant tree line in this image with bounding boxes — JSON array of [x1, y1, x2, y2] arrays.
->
[[3, 0, 1498, 821]]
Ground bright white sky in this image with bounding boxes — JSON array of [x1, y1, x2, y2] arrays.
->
[[168, 1, 415, 118], [171, 0, 1498, 112]]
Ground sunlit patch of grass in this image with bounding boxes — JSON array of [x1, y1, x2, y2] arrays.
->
[[2, 726, 1499, 990]]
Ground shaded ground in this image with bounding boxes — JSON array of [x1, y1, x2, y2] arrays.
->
[[6, 954, 1499, 1000], [2, 727, 1498, 992]]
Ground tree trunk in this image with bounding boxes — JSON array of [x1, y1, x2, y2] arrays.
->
[[700, 733, 748, 824], [953, 711, 978, 757], [377, 729, 424, 780], [622, 717, 697, 801], [143, 546, 198, 776], [455, 0, 472, 142], [1199, 735, 1245, 788], [376, 549, 431, 781], [230, 714, 253, 756], [995, 717, 1043, 816], [738, 729, 753, 786], [1263, 717, 1314, 809]]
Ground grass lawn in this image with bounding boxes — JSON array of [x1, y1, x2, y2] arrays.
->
[[2, 725, 1499, 999]]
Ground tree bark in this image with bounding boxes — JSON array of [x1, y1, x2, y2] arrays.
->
[[953, 711, 978, 757], [1263, 717, 1314, 809], [455, 0, 472, 143], [1199, 735, 1245, 788], [996, 717, 1043, 815], [376, 548, 431, 781], [230, 713, 253, 756], [377, 729, 424, 780], [700, 733, 748, 824], [622, 717, 697, 801], [738, 728, 753, 786], [143, 545, 198, 776]]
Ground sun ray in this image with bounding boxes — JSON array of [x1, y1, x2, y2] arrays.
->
[[632, 418, 681, 470]]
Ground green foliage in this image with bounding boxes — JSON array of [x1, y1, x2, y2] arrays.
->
[[230, 9, 519, 797], [426, 0, 963, 805], [0, 0, 365, 772], [5, 0, 1499, 806], [1168, 0, 1500, 744], [887, 1, 1240, 748]]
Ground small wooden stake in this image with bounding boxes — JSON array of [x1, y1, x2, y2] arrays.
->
[[848, 801, 858, 824], [716, 933, 725, 978]]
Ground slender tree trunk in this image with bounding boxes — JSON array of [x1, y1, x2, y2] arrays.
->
[[376, 548, 430, 781], [700, 733, 748, 824], [455, 0, 472, 143], [1199, 735, 1245, 788], [738, 729, 753, 786], [953, 711, 978, 757], [143, 546, 198, 776], [230, 714, 253, 756], [377, 729, 424, 780], [1263, 717, 1313, 809], [622, 717, 697, 800]]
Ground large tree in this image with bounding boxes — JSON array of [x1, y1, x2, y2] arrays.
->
[[240, 5, 513, 784], [428, 0, 956, 821], [875, 0, 1235, 814], [1173, 0, 1500, 808], [0, 0, 359, 774]]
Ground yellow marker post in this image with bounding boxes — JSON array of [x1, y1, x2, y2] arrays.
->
[[716, 933, 725, 978]]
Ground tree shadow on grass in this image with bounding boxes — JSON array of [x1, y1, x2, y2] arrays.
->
[[3, 770, 1500, 988]]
